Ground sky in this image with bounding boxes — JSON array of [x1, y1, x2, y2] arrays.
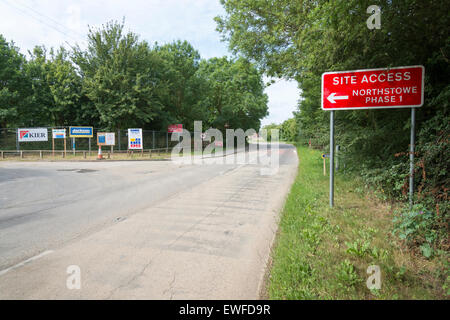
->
[[0, 0, 300, 126]]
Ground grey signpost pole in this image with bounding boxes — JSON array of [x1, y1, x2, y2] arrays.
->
[[330, 110, 335, 208], [118, 130, 121, 151], [409, 108, 416, 209], [16, 129, 19, 151]]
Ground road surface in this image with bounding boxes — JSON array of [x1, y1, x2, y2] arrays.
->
[[0, 144, 297, 299]]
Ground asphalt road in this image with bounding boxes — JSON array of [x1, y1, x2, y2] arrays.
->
[[0, 144, 298, 299]]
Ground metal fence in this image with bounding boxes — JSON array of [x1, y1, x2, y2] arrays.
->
[[0, 128, 177, 152]]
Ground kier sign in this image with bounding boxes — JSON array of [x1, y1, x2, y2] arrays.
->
[[322, 65, 424, 110]]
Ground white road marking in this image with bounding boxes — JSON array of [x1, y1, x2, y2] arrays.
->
[[0, 250, 54, 277]]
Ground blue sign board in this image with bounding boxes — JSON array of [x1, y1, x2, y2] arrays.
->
[[69, 126, 93, 138]]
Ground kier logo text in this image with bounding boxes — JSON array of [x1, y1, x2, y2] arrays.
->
[[20, 130, 46, 139]]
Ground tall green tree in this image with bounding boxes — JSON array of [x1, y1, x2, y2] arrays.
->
[[46, 47, 82, 126], [280, 118, 298, 142], [262, 122, 281, 141], [73, 20, 167, 130], [24, 46, 81, 126], [0, 35, 28, 129], [154, 40, 205, 130], [196, 56, 268, 131]]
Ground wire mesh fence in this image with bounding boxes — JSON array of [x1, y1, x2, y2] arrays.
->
[[0, 127, 258, 161], [0, 128, 177, 152]]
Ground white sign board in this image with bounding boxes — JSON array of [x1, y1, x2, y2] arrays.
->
[[105, 132, 115, 146], [18, 128, 48, 142], [97, 132, 115, 146], [128, 128, 143, 150], [52, 129, 66, 139]]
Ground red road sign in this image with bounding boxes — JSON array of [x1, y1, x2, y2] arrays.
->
[[168, 124, 183, 133], [322, 65, 424, 110]]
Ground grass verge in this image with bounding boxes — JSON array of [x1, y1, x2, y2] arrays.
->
[[0, 151, 171, 161], [267, 145, 448, 299]]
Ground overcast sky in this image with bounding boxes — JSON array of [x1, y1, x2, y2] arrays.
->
[[0, 0, 299, 126]]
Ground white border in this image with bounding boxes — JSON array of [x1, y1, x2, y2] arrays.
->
[[321, 65, 425, 111]]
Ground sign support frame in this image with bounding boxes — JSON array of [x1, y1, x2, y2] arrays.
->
[[323, 65, 424, 208], [327, 109, 417, 208], [329, 111, 335, 208]]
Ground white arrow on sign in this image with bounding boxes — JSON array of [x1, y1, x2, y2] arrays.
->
[[327, 92, 349, 104]]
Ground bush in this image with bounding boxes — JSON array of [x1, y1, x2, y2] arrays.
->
[[393, 204, 441, 258]]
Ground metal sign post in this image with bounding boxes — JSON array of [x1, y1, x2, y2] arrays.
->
[[329, 111, 335, 207], [16, 129, 20, 151], [153, 131, 156, 149], [118, 130, 121, 150], [409, 108, 416, 208]]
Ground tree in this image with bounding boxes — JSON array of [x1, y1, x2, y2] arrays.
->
[[262, 122, 280, 141], [196, 56, 268, 132], [280, 118, 298, 142], [1, 19, 271, 141], [0, 35, 28, 128], [23, 46, 81, 127], [153, 40, 204, 131], [72, 20, 167, 130], [46, 47, 82, 126]]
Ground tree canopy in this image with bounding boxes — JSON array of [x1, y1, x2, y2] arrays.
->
[[0, 35, 27, 128], [0, 20, 268, 133]]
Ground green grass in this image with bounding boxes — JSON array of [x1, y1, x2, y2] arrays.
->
[[0, 151, 171, 161], [267, 146, 448, 300]]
